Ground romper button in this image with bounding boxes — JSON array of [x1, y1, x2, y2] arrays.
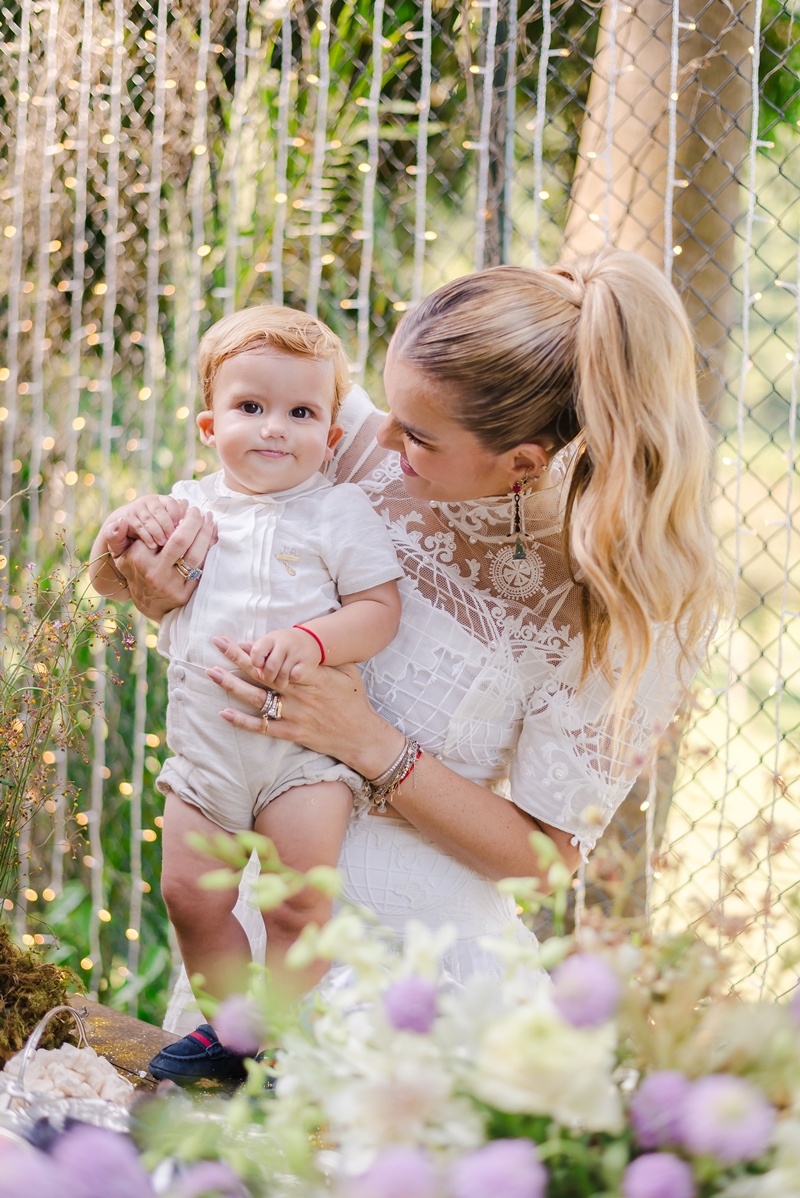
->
[[176, 667, 185, 682]]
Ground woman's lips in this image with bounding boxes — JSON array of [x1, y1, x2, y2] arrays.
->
[[399, 455, 418, 477]]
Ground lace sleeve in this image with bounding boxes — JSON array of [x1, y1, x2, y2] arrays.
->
[[509, 633, 686, 861]]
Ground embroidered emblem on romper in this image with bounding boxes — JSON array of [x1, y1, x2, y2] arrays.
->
[[275, 548, 300, 576]]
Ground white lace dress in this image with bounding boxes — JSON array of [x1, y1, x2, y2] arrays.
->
[[164, 388, 684, 1031]]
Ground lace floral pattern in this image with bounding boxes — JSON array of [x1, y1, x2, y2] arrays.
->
[[330, 389, 684, 858]]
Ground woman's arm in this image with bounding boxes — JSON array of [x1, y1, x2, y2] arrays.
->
[[207, 641, 580, 884]]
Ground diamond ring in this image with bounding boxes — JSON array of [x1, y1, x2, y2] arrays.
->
[[174, 556, 203, 582]]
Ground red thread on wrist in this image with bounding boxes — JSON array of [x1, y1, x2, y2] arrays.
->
[[397, 746, 422, 790], [293, 624, 325, 665]]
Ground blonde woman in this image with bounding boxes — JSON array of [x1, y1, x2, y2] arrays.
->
[[111, 250, 719, 1068]]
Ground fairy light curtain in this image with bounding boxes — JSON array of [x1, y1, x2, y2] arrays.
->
[[0, 0, 797, 1009]]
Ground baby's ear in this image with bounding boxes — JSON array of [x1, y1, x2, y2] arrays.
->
[[324, 422, 344, 461], [196, 409, 215, 445]]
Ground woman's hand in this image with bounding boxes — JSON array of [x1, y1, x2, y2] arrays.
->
[[111, 507, 218, 623], [207, 636, 406, 780]]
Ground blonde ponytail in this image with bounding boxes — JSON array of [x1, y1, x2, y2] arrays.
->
[[561, 249, 721, 711], [392, 249, 721, 716]]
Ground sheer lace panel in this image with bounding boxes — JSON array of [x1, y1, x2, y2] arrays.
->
[[327, 389, 685, 855]]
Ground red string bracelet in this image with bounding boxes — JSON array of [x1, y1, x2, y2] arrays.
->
[[293, 624, 326, 665]]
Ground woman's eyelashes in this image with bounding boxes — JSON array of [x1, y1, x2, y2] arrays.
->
[[403, 429, 427, 448]]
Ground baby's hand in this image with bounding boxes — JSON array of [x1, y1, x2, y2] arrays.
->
[[109, 494, 189, 552], [249, 627, 323, 688]]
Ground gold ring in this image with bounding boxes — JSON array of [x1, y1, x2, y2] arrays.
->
[[174, 556, 203, 582], [262, 713, 270, 735]]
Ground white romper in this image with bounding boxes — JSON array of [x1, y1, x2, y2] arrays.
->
[[155, 469, 403, 831]]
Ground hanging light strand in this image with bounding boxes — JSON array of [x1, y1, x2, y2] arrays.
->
[[532, 0, 550, 267], [502, 0, 518, 265], [0, 0, 32, 570], [663, 0, 681, 277], [474, 0, 498, 271], [27, 0, 59, 563], [184, 0, 210, 475], [224, 0, 248, 316], [412, 0, 432, 306], [306, 0, 332, 318], [721, 0, 762, 958], [603, 0, 619, 245], [63, 0, 94, 553], [355, 0, 385, 379], [272, 5, 292, 305]]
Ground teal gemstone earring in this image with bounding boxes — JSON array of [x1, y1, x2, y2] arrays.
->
[[510, 470, 531, 560]]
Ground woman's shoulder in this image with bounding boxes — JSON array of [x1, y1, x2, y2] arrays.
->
[[327, 385, 389, 487]]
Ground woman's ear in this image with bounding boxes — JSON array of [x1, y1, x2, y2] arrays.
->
[[507, 442, 552, 486], [197, 409, 215, 446], [324, 423, 345, 462]]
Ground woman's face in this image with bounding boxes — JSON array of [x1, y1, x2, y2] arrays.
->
[[379, 352, 544, 503]]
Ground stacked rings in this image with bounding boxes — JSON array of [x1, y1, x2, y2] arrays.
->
[[260, 689, 283, 729], [174, 556, 203, 582]]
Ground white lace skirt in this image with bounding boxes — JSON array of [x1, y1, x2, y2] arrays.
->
[[163, 813, 540, 1034]]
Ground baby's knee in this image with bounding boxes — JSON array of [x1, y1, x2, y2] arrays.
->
[[264, 888, 331, 942], [161, 870, 233, 928]]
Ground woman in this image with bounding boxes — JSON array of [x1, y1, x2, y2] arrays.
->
[[112, 250, 719, 1070]]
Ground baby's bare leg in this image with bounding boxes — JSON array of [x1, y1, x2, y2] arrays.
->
[[254, 780, 353, 997], [161, 790, 252, 1010]]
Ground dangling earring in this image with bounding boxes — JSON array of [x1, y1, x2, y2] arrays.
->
[[510, 470, 531, 561]]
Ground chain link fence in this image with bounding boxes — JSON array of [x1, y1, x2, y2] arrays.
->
[[0, 0, 798, 1014]]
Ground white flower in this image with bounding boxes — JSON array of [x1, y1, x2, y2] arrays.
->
[[470, 991, 623, 1133]]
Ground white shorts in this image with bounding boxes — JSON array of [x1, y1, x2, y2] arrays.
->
[[156, 661, 367, 833]]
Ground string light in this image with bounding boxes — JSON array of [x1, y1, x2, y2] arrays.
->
[[721, 0, 762, 967], [307, 0, 332, 317], [185, 0, 210, 474], [603, 0, 620, 245], [272, 5, 293, 304], [663, 0, 680, 277], [412, 0, 432, 306], [474, 0, 498, 271], [224, 0, 248, 316], [26, 0, 58, 562], [532, 0, 551, 266], [1, 0, 31, 576], [501, 0, 518, 263], [355, 0, 385, 379]]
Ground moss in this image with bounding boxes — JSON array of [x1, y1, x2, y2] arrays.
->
[[0, 923, 83, 1066]]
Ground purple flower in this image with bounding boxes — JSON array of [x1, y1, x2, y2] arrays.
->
[[214, 995, 267, 1056], [0, 1147, 61, 1198], [679, 1075, 775, 1165], [450, 1140, 547, 1198], [347, 1147, 438, 1198], [622, 1154, 695, 1198], [50, 1125, 154, 1198], [383, 976, 438, 1034], [551, 953, 622, 1028], [171, 1161, 249, 1198], [630, 1071, 692, 1148]]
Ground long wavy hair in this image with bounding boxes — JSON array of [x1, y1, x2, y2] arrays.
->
[[391, 248, 722, 715]]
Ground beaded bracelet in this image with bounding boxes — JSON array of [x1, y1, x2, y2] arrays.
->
[[367, 736, 422, 812]]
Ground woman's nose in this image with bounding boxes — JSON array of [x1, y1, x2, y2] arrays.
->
[[377, 415, 403, 452]]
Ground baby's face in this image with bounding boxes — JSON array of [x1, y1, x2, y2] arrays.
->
[[197, 348, 342, 495]]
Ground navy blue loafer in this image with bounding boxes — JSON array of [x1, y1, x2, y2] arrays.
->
[[148, 1024, 250, 1086]]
